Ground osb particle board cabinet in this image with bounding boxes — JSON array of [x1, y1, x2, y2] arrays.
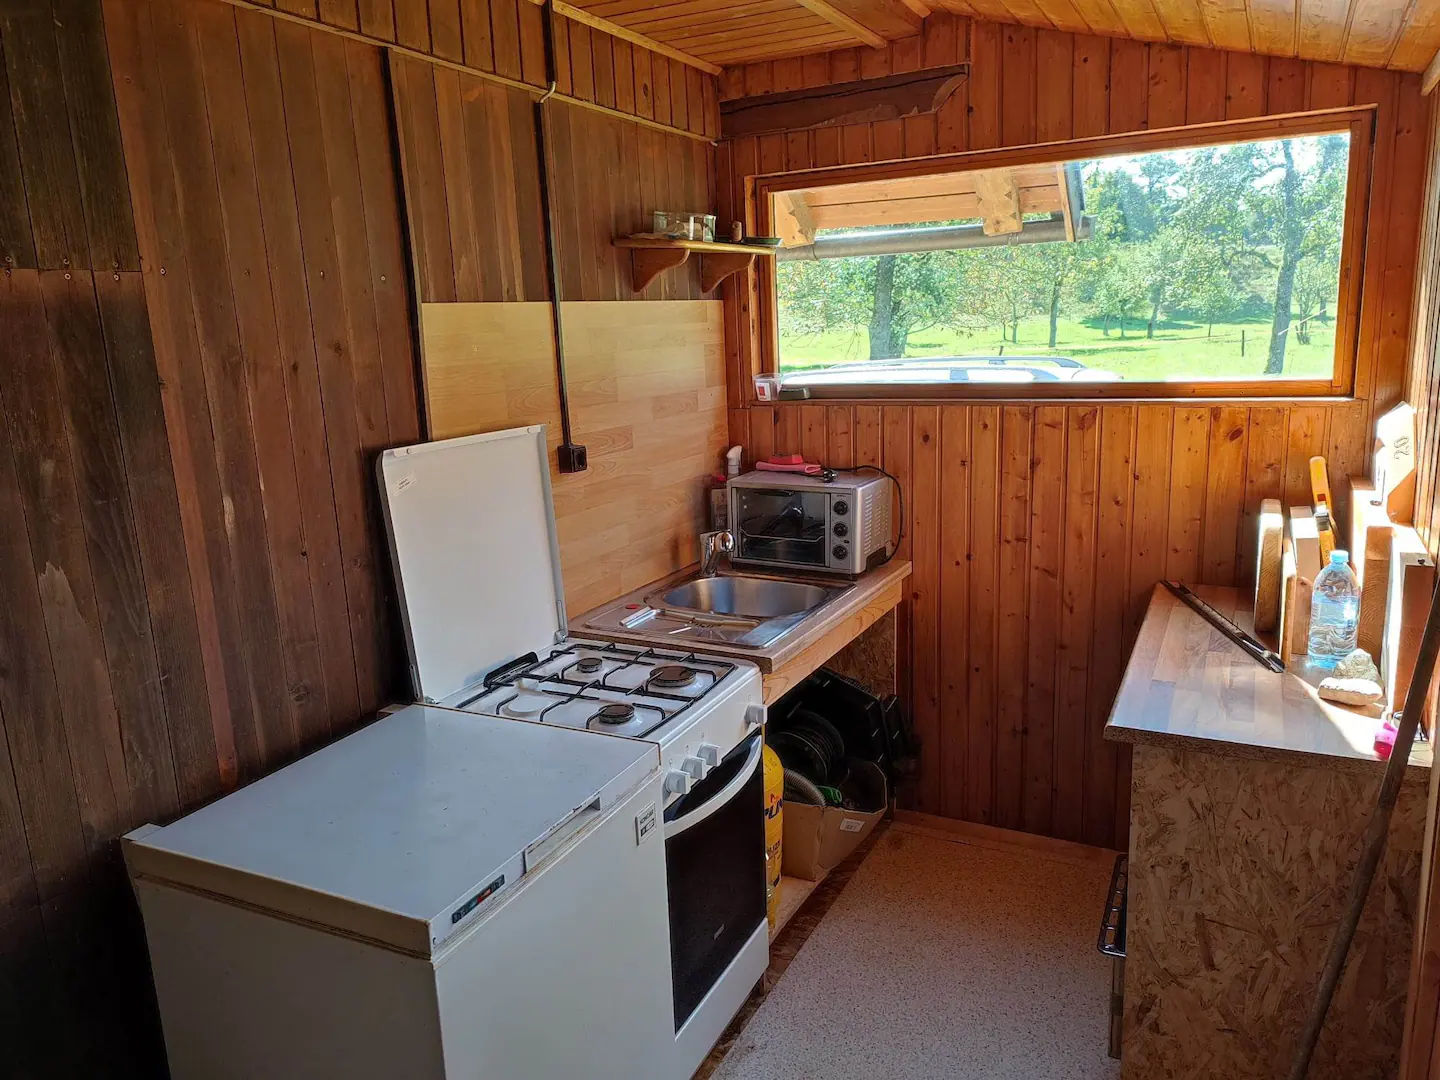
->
[[1105, 584, 1430, 1080]]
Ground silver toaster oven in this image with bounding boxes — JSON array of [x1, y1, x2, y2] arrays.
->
[[726, 470, 893, 576]]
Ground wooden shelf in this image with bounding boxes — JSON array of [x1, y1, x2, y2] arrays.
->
[[613, 236, 777, 293]]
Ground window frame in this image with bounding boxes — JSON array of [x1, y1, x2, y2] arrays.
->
[[752, 107, 1376, 402]]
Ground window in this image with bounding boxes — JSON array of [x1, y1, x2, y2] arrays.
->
[[760, 112, 1371, 397]]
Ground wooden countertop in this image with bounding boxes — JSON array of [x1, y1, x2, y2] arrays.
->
[[1104, 583, 1431, 775], [571, 560, 910, 682]]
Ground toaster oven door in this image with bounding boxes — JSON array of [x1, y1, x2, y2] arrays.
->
[[732, 486, 830, 570]]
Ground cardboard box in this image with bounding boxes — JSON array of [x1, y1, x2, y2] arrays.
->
[[781, 763, 887, 882]]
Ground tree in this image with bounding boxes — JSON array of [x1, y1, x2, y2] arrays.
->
[[1265, 140, 1303, 374], [1072, 190, 1147, 338], [1294, 257, 1339, 345], [1139, 226, 1189, 338], [1254, 134, 1348, 374], [776, 248, 971, 362], [1175, 243, 1238, 336]]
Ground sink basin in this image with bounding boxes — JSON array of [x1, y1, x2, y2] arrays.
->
[[659, 574, 839, 619], [582, 571, 854, 650]]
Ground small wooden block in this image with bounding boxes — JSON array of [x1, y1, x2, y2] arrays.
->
[[1375, 402, 1416, 525], [1384, 526, 1436, 726], [1357, 524, 1393, 660], [1254, 498, 1283, 632], [1287, 506, 1321, 660], [1279, 533, 1299, 665], [1348, 476, 1380, 574]]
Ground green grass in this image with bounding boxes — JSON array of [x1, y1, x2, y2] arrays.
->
[[779, 313, 1337, 382]]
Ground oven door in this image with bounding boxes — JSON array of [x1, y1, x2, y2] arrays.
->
[[663, 731, 766, 1031], [732, 486, 830, 570]]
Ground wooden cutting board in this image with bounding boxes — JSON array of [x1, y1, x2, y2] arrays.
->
[[1254, 498, 1283, 632]]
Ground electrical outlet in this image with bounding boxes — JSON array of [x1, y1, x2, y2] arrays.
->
[[558, 443, 587, 473]]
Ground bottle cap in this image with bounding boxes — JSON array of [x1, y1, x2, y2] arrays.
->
[[1331, 549, 1349, 563]]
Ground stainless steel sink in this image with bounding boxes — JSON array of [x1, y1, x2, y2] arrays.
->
[[659, 575, 837, 620], [582, 570, 853, 649]]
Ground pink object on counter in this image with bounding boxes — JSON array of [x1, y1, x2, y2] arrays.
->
[[754, 459, 826, 476], [1375, 718, 1399, 760]]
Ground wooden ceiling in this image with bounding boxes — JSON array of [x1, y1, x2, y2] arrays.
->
[[928, 0, 1440, 72], [565, 0, 924, 65], [562, 0, 1440, 75]]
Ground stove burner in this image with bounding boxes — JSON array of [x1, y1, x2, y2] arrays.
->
[[651, 664, 698, 689], [595, 703, 636, 725], [502, 694, 545, 718], [575, 656, 604, 674]]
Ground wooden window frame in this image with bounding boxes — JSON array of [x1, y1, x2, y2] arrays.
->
[[751, 107, 1376, 402]]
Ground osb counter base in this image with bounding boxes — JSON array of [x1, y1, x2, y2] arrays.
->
[[1123, 742, 1426, 1080]]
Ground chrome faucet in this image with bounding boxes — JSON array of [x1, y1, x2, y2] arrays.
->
[[698, 530, 734, 578]]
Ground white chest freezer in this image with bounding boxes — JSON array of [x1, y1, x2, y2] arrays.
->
[[124, 704, 676, 1079]]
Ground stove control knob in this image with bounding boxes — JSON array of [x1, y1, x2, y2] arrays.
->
[[745, 703, 766, 731], [665, 770, 692, 796], [698, 743, 723, 768], [682, 756, 706, 780]]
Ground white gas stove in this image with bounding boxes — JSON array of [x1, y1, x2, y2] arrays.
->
[[443, 642, 766, 806], [450, 640, 763, 802], [376, 426, 769, 1078]]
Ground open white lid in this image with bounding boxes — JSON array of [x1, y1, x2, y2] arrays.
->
[[377, 426, 567, 703]]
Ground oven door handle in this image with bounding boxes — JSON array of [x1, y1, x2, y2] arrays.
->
[[664, 736, 763, 840]]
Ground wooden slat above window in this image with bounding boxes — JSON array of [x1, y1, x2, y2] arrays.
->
[[772, 162, 1072, 240]]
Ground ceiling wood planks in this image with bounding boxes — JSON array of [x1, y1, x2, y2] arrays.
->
[[566, 0, 924, 64], [918, 0, 1440, 74]]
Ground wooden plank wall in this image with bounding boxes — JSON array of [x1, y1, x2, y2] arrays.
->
[[202, 0, 720, 141], [2, 0, 725, 1069], [0, 0, 209, 1071], [390, 54, 714, 303], [106, 0, 421, 776], [1398, 90, 1440, 1080], [1411, 96, 1440, 563], [420, 300, 729, 613], [717, 15, 1429, 850], [2, 0, 425, 1069]]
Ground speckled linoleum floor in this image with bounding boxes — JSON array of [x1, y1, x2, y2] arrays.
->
[[709, 823, 1122, 1080]]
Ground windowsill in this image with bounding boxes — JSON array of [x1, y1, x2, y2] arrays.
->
[[753, 383, 1358, 405]]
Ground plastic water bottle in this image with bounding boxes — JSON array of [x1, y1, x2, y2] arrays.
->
[[1307, 550, 1359, 664]]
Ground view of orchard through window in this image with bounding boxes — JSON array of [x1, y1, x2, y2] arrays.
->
[[772, 131, 1351, 388]]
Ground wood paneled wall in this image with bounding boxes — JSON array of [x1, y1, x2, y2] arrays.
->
[[202, 0, 720, 140], [718, 16, 1429, 849], [1411, 99, 1440, 563], [3, 0, 725, 1069], [0, 0, 426, 1069], [391, 53, 714, 303], [107, 0, 421, 776], [420, 300, 729, 613], [1399, 89, 1440, 1080]]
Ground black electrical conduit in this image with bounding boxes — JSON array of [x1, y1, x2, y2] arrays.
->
[[534, 0, 587, 473]]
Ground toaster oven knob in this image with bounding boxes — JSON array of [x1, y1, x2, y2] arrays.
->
[[681, 756, 706, 780], [698, 743, 723, 767], [664, 770, 692, 796], [833, 500, 849, 516], [833, 522, 849, 538], [833, 544, 849, 561]]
